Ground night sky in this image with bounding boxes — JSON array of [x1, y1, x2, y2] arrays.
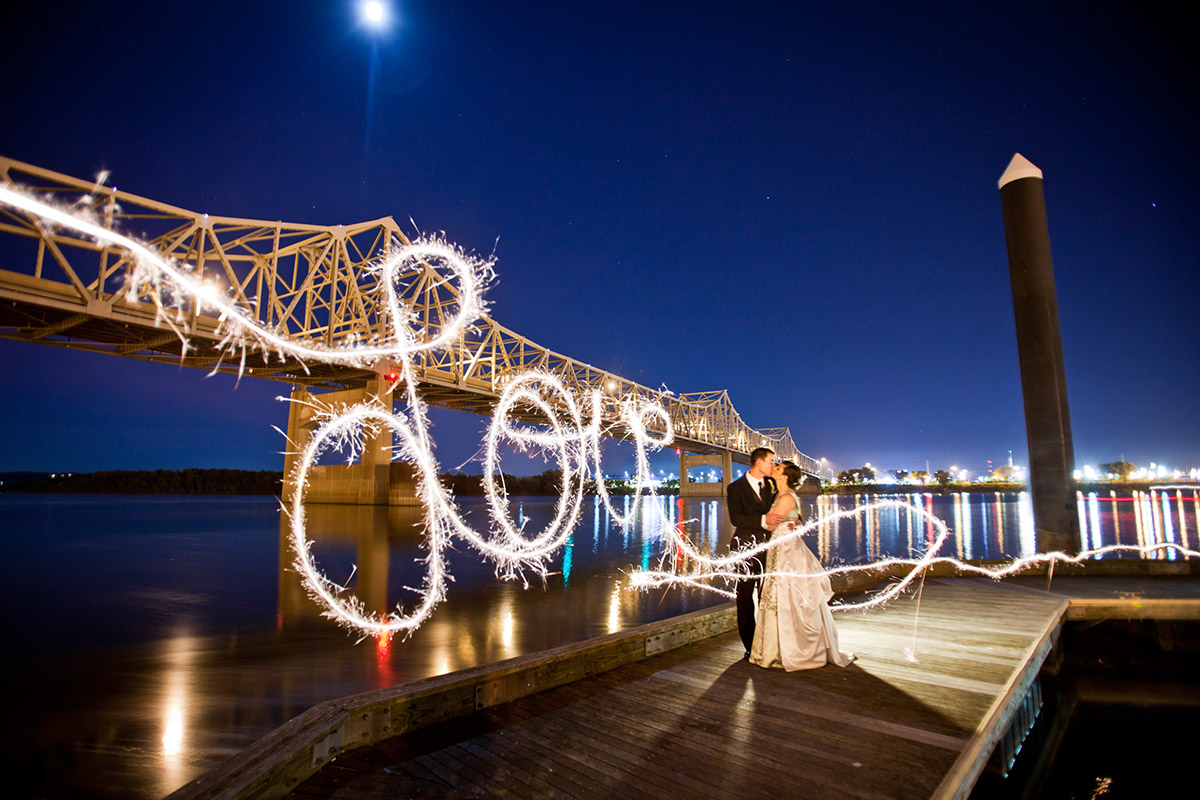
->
[[1, 1, 1196, 479]]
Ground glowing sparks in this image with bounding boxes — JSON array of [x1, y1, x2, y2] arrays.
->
[[0, 182, 674, 640], [629, 498, 1200, 613], [0, 184, 492, 372], [3, 182, 1196, 647]]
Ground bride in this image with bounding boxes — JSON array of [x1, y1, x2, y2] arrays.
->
[[749, 461, 854, 671]]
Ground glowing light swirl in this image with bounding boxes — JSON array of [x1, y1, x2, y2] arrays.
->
[[630, 497, 1200, 612], [6, 184, 1194, 642], [632, 499, 955, 610], [483, 373, 586, 561], [0, 185, 489, 371], [290, 401, 446, 636], [0, 183, 673, 638], [584, 395, 674, 526]]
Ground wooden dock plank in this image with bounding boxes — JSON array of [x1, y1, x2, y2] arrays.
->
[[495, 696, 711, 800], [226, 575, 1200, 800], [649, 660, 968, 753], [510, 686, 752, 800], [573, 669, 944, 799], [556, 675, 870, 792], [287, 584, 986, 798]]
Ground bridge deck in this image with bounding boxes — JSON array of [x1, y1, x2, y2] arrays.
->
[[283, 576, 1200, 799]]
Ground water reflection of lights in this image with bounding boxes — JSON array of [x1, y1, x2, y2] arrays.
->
[[1111, 490, 1121, 544], [562, 535, 574, 587], [1161, 490, 1177, 559], [953, 494, 964, 560], [1076, 488, 1200, 562], [501, 609, 515, 651], [1077, 493, 1094, 554], [607, 584, 621, 633], [163, 708, 183, 756], [904, 496, 914, 558], [1017, 492, 1036, 556], [1088, 492, 1102, 552], [961, 495, 972, 556], [631, 497, 1200, 613], [1181, 490, 1192, 549], [593, 496, 603, 553], [376, 630, 393, 659], [159, 636, 195, 795]]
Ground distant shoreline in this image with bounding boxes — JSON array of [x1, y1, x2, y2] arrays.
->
[[3, 470, 1190, 498], [820, 481, 1188, 496], [0, 469, 284, 495], [0, 469, 633, 497]]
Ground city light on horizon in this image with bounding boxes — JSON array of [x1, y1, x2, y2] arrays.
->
[[600, 445, 1199, 487]]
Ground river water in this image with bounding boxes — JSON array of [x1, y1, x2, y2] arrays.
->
[[2, 488, 1196, 798]]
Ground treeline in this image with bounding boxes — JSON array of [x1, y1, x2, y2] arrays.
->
[[441, 470, 561, 496], [826, 481, 1026, 496], [440, 470, 639, 496], [0, 468, 643, 497], [1, 469, 283, 495]]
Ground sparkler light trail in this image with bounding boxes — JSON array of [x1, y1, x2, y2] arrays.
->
[[3, 182, 1195, 642], [631, 497, 1200, 613], [0, 182, 674, 639], [0, 185, 490, 370]]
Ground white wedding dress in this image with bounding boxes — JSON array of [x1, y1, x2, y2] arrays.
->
[[750, 490, 854, 671]]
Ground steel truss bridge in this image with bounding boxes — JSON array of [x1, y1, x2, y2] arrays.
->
[[0, 157, 815, 473]]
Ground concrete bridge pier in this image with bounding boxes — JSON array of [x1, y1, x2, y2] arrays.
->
[[678, 451, 734, 498], [281, 379, 419, 506]]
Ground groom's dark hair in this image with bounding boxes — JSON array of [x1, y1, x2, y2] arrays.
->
[[749, 447, 774, 468]]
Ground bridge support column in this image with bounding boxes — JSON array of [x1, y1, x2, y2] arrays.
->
[[277, 505, 423, 626], [281, 387, 314, 505], [281, 379, 418, 505], [678, 451, 733, 498]]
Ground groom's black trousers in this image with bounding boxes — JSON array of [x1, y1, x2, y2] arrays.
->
[[735, 553, 765, 653], [727, 475, 775, 655]]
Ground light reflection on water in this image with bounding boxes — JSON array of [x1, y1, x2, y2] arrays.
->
[[811, 492, 1039, 563], [1073, 487, 1200, 560], [815, 488, 1198, 562], [1, 488, 1197, 798]]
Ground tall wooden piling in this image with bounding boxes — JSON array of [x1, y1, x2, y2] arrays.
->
[[998, 153, 1079, 553]]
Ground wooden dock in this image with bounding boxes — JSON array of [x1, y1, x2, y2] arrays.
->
[[169, 570, 1200, 800]]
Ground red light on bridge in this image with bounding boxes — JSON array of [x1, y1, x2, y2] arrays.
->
[[384, 371, 399, 383]]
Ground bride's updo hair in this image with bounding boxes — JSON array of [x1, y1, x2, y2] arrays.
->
[[781, 461, 804, 490]]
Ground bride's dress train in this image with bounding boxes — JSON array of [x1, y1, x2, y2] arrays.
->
[[750, 493, 854, 671]]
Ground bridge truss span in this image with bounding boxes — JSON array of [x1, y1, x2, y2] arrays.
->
[[0, 156, 815, 473]]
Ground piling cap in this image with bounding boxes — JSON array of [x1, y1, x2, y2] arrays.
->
[[998, 153, 1043, 189]]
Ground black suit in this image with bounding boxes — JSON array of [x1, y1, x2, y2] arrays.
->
[[726, 474, 777, 653]]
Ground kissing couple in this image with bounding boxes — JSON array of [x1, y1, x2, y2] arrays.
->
[[727, 447, 854, 670]]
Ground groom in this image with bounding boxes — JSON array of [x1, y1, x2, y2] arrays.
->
[[727, 446, 783, 658]]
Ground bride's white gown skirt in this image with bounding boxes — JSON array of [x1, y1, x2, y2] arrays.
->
[[751, 534, 854, 671]]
